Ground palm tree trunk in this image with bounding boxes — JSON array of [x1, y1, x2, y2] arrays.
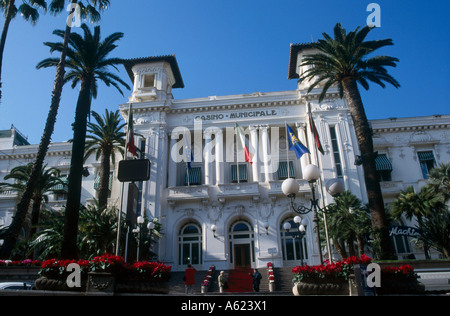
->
[[98, 148, 112, 210], [0, 0, 16, 102], [356, 234, 365, 256], [29, 195, 42, 238], [60, 77, 93, 259], [341, 77, 396, 260], [0, 17, 75, 259], [334, 238, 348, 259]]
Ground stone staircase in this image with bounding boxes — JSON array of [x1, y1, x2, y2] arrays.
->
[[167, 267, 294, 295]]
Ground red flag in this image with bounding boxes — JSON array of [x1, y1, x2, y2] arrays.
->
[[308, 110, 325, 155], [236, 123, 253, 164], [126, 105, 136, 157]]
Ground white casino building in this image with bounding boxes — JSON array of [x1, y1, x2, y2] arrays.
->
[[1, 44, 449, 271]]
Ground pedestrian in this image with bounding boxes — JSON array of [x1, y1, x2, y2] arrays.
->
[[184, 264, 197, 294], [252, 268, 262, 292], [218, 270, 227, 293]]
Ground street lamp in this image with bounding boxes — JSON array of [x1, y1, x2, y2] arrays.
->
[[282, 164, 344, 265], [211, 224, 217, 238], [136, 216, 145, 261]]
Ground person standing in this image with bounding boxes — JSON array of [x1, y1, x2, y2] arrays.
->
[[252, 268, 262, 292], [184, 264, 197, 294], [218, 270, 227, 293]]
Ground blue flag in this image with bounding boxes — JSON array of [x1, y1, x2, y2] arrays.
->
[[286, 124, 310, 159]]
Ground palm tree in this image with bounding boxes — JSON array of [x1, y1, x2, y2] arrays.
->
[[392, 185, 445, 259], [326, 190, 371, 258], [418, 210, 450, 258], [37, 23, 129, 259], [428, 163, 450, 203], [299, 23, 400, 260], [28, 208, 65, 259], [0, 163, 64, 239], [78, 201, 119, 257], [0, 0, 110, 260], [85, 109, 126, 210], [0, 0, 48, 102]]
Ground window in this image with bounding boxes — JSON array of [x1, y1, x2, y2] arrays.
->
[[417, 151, 436, 179], [231, 164, 248, 183], [391, 235, 411, 255], [280, 218, 308, 263], [94, 172, 113, 199], [375, 154, 393, 182], [52, 175, 68, 201], [185, 167, 202, 186], [178, 223, 202, 265], [329, 126, 343, 178], [143, 74, 155, 88], [278, 161, 295, 180]]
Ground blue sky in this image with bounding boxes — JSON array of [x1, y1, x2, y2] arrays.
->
[[0, 0, 449, 144]]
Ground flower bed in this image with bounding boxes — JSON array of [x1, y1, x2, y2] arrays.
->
[[292, 255, 423, 295], [0, 259, 42, 267], [35, 253, 172, 293], [292, 255, 372, 283], [201, 265, 216, 293]]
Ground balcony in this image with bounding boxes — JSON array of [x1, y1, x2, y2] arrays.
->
[[167, 185, 210, 204], [380, 181, 404, 196], [217, 182, 260, 202], [131, 87, 157, 102]]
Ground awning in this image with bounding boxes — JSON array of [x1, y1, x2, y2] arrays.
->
[[375, 154, 393, 171], [417, 151, 435, 162], [94, 173, 113, 190], [50, 175, 68, 191]]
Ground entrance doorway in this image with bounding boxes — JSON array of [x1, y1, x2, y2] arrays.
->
[[229, 220, 254, 269], [234, 244, 251, 269]]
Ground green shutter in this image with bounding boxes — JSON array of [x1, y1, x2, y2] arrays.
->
[[375, 154, 393, 171], [185, 167, 202, 185], [94, 172, 113, 190], [278, 161, 295, 179], [231, 164, 247, 182]]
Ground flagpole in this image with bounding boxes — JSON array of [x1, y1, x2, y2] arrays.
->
[[235, 122, 240, 184], [307, 102, 333, 263], [115, 103, 132, 256], [185, 131, 191, 187], [285, 121, 291, 178]]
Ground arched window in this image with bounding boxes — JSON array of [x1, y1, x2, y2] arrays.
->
[[178, 223, 202, 265], [280, 218, 308, 264]]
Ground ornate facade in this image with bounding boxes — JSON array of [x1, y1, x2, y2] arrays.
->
[[1, 47, 449, 270]]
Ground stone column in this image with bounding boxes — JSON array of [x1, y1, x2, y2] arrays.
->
[[260, 125, 272, 182], [249, 125, 260, 182], [168, 131, 179, 187], [204, 130, 213, 185], [215, 128, 224, 185]]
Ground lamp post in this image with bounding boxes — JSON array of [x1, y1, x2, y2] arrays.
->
[[282, 164, 344, 265], [136, 216, 145, 261]]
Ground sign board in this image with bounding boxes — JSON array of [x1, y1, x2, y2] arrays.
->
[[118, 159, 150, 182], [268, 248, 277, 254], [389, 226, 421, 238]]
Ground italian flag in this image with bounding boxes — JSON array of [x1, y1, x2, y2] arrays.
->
[[126, 104, 136, 157], [236, 123, 253, 164]]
